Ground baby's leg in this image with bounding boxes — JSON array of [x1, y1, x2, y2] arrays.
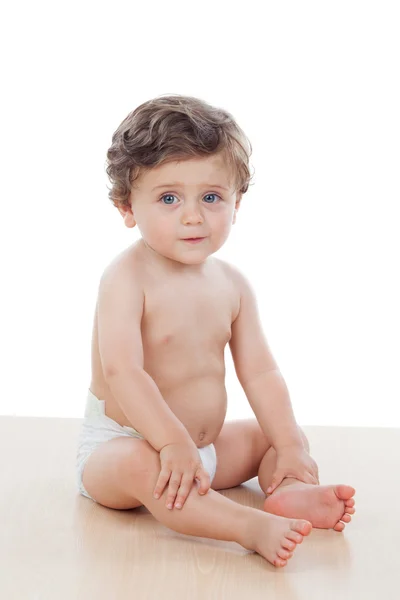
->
[[82, 437, 312, 568]]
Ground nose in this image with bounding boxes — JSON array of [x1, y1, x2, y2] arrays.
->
[[181, 203, 204, 225]]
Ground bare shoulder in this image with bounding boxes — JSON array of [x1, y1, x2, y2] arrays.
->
[[97, 243, 146, 311], [211, 258, 246, 321], [100, 242, 143, 281], [96, 243, 145, 376], [213, 258, 260, 316], [212, 257, 250, 292]]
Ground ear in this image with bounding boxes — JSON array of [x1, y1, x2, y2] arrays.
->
[[117, 205, 137, 228], [232, 194, 242, 224]]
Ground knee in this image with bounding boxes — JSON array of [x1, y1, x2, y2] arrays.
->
[[123, 438, 159, 481]]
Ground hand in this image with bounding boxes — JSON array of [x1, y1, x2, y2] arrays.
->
[[153, 441, 211, 510], [267, 446, 320, 494]]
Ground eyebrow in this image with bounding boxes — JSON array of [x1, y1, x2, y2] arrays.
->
[[151, 183, 230, 192]]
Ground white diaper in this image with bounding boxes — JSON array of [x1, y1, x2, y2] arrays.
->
[[76, 389, 217, 501]]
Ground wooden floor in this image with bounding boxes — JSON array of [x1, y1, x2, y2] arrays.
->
[[1, 418, 399, 600]]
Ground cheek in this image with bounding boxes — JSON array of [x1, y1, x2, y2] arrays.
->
[[156, 215, 174, 236], [141, 209, 167, 230], [143, 214, 173, 243], [215, 215, 234, 237]]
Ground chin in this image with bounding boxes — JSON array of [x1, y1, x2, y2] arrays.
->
[[179, 254, 208, 264]]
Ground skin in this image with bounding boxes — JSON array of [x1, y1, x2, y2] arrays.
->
[[119, 152, 241, 273], [86, 152, 355, 568], [90, 152, 242, 447]]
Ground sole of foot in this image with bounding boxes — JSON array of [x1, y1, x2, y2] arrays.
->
[[263, 482, 356, 531]]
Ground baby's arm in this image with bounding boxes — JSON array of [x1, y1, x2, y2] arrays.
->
[[97, 263, 193, 452], [228, 265, 304, 451]]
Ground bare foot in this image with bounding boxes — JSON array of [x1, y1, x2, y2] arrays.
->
[[244, 512, 312, 568], [263, 480, 356, 531]]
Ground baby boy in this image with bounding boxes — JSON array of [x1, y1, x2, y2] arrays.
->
[[76, 94, 356, 568]]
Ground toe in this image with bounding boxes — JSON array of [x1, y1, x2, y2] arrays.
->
[[282, 538, 296, 551], [341, 514, 352, 523], [333, 521, 345, 532], [345, 498, 355, 508], [278, 548, 292, 560], [345, 507, 355, 514], [275, 558, 288, 567], [291, 519, 312, 536], [286, 530, 303, 544], [336, 485, 356, 500]]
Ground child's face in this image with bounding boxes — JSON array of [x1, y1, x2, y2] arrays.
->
[[119, 153, 241, 266]]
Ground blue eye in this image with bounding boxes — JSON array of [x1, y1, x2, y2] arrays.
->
[[204, 193, 220, 203], [160, 193, 221, 205], [161, 194, 176, 205]]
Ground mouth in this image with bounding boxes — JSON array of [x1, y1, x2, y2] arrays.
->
[[182, 237, 206, 243]]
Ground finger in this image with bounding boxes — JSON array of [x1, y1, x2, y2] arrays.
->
[[166, 475, 182, 509], [174, 474, 195, 508], [267, 474, 283, 494], [197, 468, 211, 495], [153, 469, 171, 499]]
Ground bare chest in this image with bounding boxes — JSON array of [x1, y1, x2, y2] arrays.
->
[[141, 271, 238, 386], [90, 255, 240, 436]]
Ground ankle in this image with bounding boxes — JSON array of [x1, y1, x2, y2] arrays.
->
[[239, 507, 262, 552]]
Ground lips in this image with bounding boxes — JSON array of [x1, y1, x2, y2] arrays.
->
[[182, 237, 205, 243]]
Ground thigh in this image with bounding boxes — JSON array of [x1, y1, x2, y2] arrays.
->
[[211, 419, 271, 491], [81, 436, 156, 510]]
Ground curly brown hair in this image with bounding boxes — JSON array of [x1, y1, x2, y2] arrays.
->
[[105, 94, 254, 209]]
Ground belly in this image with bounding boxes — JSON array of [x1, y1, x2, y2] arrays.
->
[[90, 308, 229, 447], [159, 376, 228, 447], [91, 342, 227, 448], [90, 373, 227, 448]]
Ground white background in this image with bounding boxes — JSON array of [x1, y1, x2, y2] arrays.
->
[[1, 1, 398, 426]]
